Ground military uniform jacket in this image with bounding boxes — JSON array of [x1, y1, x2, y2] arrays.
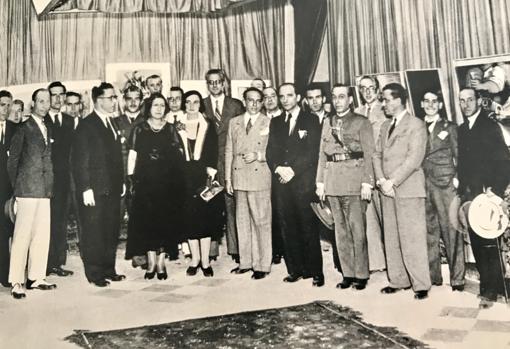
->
[[225, 113, 271, 192], [423, 118, 457, 188], [316, 111, 375, 196]]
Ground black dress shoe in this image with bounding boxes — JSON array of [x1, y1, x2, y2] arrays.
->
[[90, 279, 110, 287], [452, 285, 465, 292], [283, 274, 302, 283], [144, 271, 156, 280], [252, 271, 268, 280], [230, 267, 251, 274], [380, 286, 410, 294], [186, 265, 199, 276], [209, 256, 218, 262], [157, 271, 168, 280], [231, 254, 240, 264], [272, 255, 282, 265], [48, 267, 74, 277], [106, 274, 126, 282], [432, 281, 443, 286], [414, 290, 429, 300], [312, 275, 325, 287], [1, 281, 11, 288], [201, 266, 214, 277], [26, 279, 57, 290], [353, 279, 367, 290], [336, 277, 354, 289]]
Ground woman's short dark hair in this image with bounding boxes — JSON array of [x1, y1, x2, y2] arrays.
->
[[182, 90, 205, 113], [145, 92, 170, 117]]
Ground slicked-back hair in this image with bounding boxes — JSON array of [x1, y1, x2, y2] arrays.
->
[[32, 88, 48, 102], [205, 68, 226, 82], [252, 78, 267, 90], [145, 74, 162, 85], [92, 82, 115, 103], [48, 81, 67, 94], [278, 82, 298, 95], [459, 87, 481, 100], [382, 83, 408, 105], [422, 89, 444, 104], [13, 99, 24, 110], [305, 82, 326, 97], [358, 75, 380, 90], [182, 90, 205, 113], [123, 85, 142, 99], [0, 90, 12, 100], [170, 86, 184, 95], [331, 83, 353, 97], [243, 87, 264, 100], [66, 91, 82, 101]]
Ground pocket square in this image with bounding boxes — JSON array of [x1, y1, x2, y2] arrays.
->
[[437, 131, 449, 140], [298, 130, 308, 139]]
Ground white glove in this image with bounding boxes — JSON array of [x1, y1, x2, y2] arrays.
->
[[83, 189, 96, 206]]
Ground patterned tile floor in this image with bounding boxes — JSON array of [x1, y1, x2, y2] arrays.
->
[[0, 245, 508, 349]]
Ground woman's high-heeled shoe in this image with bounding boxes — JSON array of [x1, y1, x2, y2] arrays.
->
[[157, 271, 168, 280], [201, 265, 214, 277], [144, 271, 156, 280], [156, 250, 167, 280], [186, 265, 199, 276]]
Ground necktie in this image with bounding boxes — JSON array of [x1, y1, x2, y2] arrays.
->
[[246, 117, 252, 134], [285, 113, 291, 136], [0, 122, 4, 145], [173, 115, 178, 123], [214, 100, 222, 126], [55, 114, 61, 128], [425, 121, 433, 133], [106, 117, 117, 140], [387, 118, 397, 138], [366, 105, 371, 119]]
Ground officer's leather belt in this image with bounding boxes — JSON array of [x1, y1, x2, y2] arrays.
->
[[326, 152, 364, 162]]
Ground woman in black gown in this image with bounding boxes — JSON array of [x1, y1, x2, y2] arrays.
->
[[127, 93, 185, 280], [178, 90, 223, 277]]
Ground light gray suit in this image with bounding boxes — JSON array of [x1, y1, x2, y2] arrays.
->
[[225, 113, 272, 272], [372, 111, 431, 291]]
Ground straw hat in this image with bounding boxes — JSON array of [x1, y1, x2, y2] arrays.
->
[[468, 193, 509, 239], [310, 200, 334, 230]]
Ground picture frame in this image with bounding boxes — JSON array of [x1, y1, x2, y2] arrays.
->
[[179, 80, 209, 98], [105, 62, 171, 98]]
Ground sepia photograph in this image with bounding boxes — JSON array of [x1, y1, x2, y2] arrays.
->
[[0, 0, 510, 348]]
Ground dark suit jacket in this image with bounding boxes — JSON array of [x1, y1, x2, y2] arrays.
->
[[114, 113, 145, 177], [458, 110, 510, 198], [72, 112, 124, 196], [44, 112, 74, 188], [0, 120, 17, 201], [204, 95, 244, 184], [266, 108, 321, 192], [7, 117, 53, 198], [423, 118, 458, 188]]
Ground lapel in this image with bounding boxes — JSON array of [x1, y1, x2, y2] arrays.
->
[[386, 112, 410, 147], [91, 112, 114, 143], [27, 116, 47, 147], [178, 113, 209, 161]]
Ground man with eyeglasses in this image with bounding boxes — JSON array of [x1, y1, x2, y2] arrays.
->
[[166, 86, 185, 125], [354, 75, 387, 273], [203, 68, 244, 264], [0, 90, 15, 288], [225, 87, 272, 279], [44, 81, 75, 278], [72, 82, 125, 287]]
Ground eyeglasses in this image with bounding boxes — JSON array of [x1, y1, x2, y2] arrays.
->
[[98, 95, 118, 101], [359, 86, 377, 93], [207, 80, 224, 86]]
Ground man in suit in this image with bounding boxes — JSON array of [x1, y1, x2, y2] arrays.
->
[[0, 90, 15, 287], [9, 99, 24, 124], [266, 83, 324, 286], [225, 87, 272, 279], [65, 91, 84, 130], [354, 75, 387, 272], [262, 86, 284, 265], [146, 75, 163, 95], [457, 87, 510, 309], [45, 81, 75, 277], [373, 83, 431, 300], [203, 69, 245, 262], [421, 90, 465, 291], [316, 84, 375, 290], [115, 85, 145, 268], [166, 87, 185, 125], [72, 82, 125, 287], [8, 88, 56, 298]]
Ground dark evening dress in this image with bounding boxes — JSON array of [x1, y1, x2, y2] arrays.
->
[[182, 119, 224, 240], [125, 121, 185, 258]]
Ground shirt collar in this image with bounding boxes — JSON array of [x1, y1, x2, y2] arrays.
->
[[95, 108, 112, 125], [244, 112, 260, 124], [125, 111, 140, 120], [336, 109, 350, 118], [286, 106, 300, 120], [210, 94, 225, 105], [467, 109, 481, 124], [424, 114, 440, 123], [393, 109, 407, 125]]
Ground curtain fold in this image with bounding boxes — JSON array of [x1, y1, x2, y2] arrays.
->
[[327, 0, 510, 123], [293, 0, 327, 92], [0, 0, 287, 88]]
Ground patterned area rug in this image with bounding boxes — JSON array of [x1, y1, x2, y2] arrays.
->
[[66, 301, 428, 348]]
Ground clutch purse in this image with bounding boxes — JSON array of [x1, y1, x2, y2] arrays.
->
[[199, 178, 224, 202]]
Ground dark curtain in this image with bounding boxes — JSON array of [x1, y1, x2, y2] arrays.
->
[[0, 0, 288, 87], [293, 0, 327, 93]]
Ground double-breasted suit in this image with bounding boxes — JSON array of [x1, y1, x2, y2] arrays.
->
[[0, 120, 16, 284], [423, 118, 465, 287], [204, 95, 245, 258], [458, 110, 510, 300], [373, 111, 431, 291], [72, 111, 124, 283], [7, 116, 53, 284], [266, 108, 323, 278], [225, 113, 272, 272], [44, 112, 75, 272], [355, 101, 387, 271], [316, 111, 375, 282]]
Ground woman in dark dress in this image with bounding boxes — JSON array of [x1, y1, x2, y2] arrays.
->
[[178, 90, 223, 277], [127, 93, 185, 280]]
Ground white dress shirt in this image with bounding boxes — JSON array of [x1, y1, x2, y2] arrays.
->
[[210, 94, 225, 115], [467, 109, 481, 129], [285, 107, 300, 135], [32, 115, 48, 143]]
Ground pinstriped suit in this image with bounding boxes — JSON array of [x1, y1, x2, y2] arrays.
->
[[225, 113, 272, 272]]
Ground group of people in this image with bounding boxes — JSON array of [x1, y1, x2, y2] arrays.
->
[[0, 68, 509, 310]]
